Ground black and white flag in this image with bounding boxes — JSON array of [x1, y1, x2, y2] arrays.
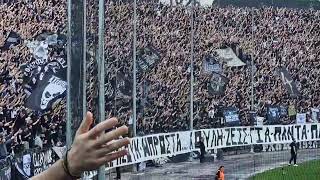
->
[[21, 57, 67, 85], [137, 45, 161, 73], [203, 56, 222, 74], [214, 47, 246, 67], [25, 73, 67, 111], [276, 67, 300, 97], [11, 155, 29, 180], [11, 163, 28, 180], [22, 154, 31, 177], [267, 106, 280, 124], [279, 106, 288, 117], [223, 107, 240, 125], [22, 57, 67, 111], [1, 31, 21, 50], [21, 33, 67, 111], [32, 149, 56, 176], [207, 73, 229, 96]]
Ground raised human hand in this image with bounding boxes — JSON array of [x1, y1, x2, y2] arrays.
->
[[67, 112, 130, 176]]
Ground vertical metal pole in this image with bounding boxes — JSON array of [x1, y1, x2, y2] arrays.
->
[[190, 0, 195, 130], [251, 59, 254, 111], [67, 0, 86, 149], [250, 9, 255, 156], [97, 0, 105, 179], [133, 0, 137, 137], [250, 15, 254, 111], [83, 0, 87, 121], [66, 0, 72, 151]]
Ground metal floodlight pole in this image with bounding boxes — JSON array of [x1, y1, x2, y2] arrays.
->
[[133, 0, 137, 137], [97, 0, 105, 179], [67, 0, 86, 150], [251, 59, 254, 111], [251, 15, 255, 112], [250, 11, 255, 155], [190, 0, 195, 131]]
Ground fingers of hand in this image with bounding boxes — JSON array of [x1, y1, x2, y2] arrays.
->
[[95, 126, 128, 148], [96, 138, 130, 157], [87, 118, 118, 139], [76, 112, 93, 136], [96, 149, 128, 166]]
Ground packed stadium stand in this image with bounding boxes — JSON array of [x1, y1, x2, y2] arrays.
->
[[0, 0, 319, 167]]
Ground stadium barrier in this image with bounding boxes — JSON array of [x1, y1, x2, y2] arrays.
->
[[107, 123, 320, 168], [1, 123, 320, 179]]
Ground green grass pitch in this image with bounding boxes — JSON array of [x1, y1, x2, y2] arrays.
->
[[251, 160, 320, 180]]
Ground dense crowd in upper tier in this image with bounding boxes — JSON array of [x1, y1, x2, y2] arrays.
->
[[0, 0, 319, 157]]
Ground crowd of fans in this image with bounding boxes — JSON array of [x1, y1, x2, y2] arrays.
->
[[0, 0, 319, 158], [0, 0, 66, 158], [105, 2, 320, 133]]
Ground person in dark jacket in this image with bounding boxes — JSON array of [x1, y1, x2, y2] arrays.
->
[[199, 137, 205, 163], [289, 139, 298, 166]]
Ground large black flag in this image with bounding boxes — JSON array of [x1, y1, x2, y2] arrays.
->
[[137, 45, 161, 73], [276, 67, 300, 97], [1, 31, 21, 50], [25, 73, 67, 111], [21, 33, 67, 111], [207, 73, 229, 96], [22, 58, 67, 111]]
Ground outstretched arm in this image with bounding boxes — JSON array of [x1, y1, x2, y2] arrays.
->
[[31, 112, 130, 180]]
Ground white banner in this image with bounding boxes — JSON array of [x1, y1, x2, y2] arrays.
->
[[296, 113, 306, 124], [263, 141, 320, 152], [106, 123, 320, 169]]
